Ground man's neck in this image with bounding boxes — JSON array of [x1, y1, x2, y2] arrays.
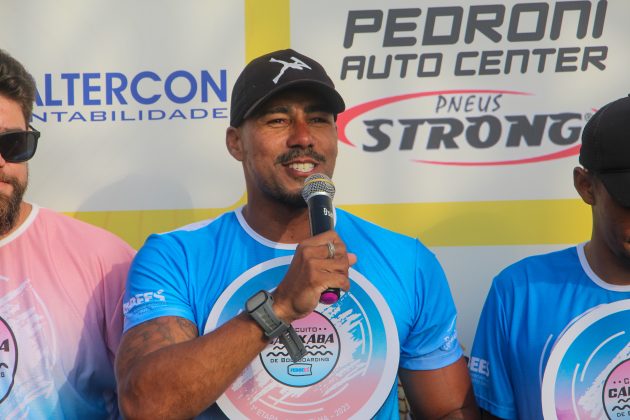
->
[[584, 239, 630, 286], [241, 199, 311, 244], [0, 201, 32, 241]]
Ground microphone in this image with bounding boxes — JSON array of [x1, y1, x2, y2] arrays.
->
[[301, 173, 339, 305]]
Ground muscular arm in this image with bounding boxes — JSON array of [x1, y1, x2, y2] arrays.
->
[[399, 357, 479, 420], [116, 231, 354, 419], [116, 313, 269, 419]]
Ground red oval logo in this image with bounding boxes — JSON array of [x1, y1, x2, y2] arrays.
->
[[337, 89, 582, 166]]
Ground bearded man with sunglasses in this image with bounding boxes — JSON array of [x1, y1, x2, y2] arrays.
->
[[0, 49, 135, 418]]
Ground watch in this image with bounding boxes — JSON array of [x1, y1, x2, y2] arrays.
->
[[246, 290, 307, 362]]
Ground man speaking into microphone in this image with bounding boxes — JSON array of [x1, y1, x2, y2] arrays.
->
[[116, 49, 478, 419]]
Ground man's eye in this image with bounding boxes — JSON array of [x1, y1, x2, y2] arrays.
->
[[311, 116, 332, 124]]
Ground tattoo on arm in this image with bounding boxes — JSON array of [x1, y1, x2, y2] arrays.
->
[[117, 316, 198, 375]]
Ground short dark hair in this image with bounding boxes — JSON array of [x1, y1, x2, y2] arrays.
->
[[0, 49, 36, 124]]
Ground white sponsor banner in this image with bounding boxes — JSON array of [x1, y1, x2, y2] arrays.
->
[[3, 0, 625, 354], [291, 0, 629, 204], [3, 0, 245, 211]]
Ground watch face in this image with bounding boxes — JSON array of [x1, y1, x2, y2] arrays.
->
[[246, 290, 267, 313]]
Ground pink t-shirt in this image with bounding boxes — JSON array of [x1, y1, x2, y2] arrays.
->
[[0, 204, 135, 419]]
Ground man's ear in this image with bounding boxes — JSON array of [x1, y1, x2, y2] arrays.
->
[[226, 126, 243, 161], [574, 167, 595, 205]]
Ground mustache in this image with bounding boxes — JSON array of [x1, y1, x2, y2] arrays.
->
[[0, 174, 20, 186], [275, 147, 326, 165]]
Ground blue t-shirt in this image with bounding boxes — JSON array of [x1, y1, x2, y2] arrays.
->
[[124, 207, 462, 419], [470, 243, 630, 420]]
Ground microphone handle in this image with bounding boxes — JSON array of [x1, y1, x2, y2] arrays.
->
[[307, 194, 340, 305], [307, 194, 334, 235]]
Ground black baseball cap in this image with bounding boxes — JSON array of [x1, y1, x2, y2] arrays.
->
[[229, 49, 345, 127], [580, 94, 630, 207]]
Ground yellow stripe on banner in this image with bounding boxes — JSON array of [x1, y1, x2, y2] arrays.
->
[[244, 0, 290, 60], [65, 199, 591, 250], [340, 199, 591, 247], [62, 5, 593, 250]]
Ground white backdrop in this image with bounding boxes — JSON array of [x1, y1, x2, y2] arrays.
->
[[3, 0, 628, 351]]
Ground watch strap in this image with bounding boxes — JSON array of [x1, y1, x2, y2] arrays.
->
[[250, 302, 289, 339], [279, 325, 308, 362], [247, 290, 306, 362]]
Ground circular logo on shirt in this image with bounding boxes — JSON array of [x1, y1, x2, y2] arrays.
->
[[0, 316, 17, 403], [541, 299, 630, 420], [0, 278, 58, 416], [205, 256, 399, 419], [603, 359, 630, 418], [260, 311, 340, 387]]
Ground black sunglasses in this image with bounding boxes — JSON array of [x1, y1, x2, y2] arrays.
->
[[0, 125, 40, 163]]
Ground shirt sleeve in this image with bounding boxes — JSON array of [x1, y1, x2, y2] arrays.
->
[[101, 240, 136, 361], [469, 275, 517, 419], [123, 232, 196, 332], [399, 241, 463, 370]]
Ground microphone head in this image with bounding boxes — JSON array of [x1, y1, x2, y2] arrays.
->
[[301, 173, 336, 202]]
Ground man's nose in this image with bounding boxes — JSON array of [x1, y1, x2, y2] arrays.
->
[[286, 118, 313, 148]]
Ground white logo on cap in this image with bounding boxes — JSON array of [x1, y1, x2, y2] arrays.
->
[[269, 56, 311, 84]]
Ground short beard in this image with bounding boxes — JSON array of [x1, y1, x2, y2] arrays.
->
[[257, 179, 308, 209], [272, 189, 308, 208], [0, 173, 27, 236]]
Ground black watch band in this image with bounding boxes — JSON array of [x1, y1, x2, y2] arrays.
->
[[246, 290, 306, 362]]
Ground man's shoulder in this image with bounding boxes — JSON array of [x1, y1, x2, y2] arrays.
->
[[140, 210, 235, 252], [156, 210, 233, 238], [335, 208, 436, 261], [505, 245, 577, 272], [336, 208, 416, 243], [37, 207, 135, 256], [494, 245, 579, 289]]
